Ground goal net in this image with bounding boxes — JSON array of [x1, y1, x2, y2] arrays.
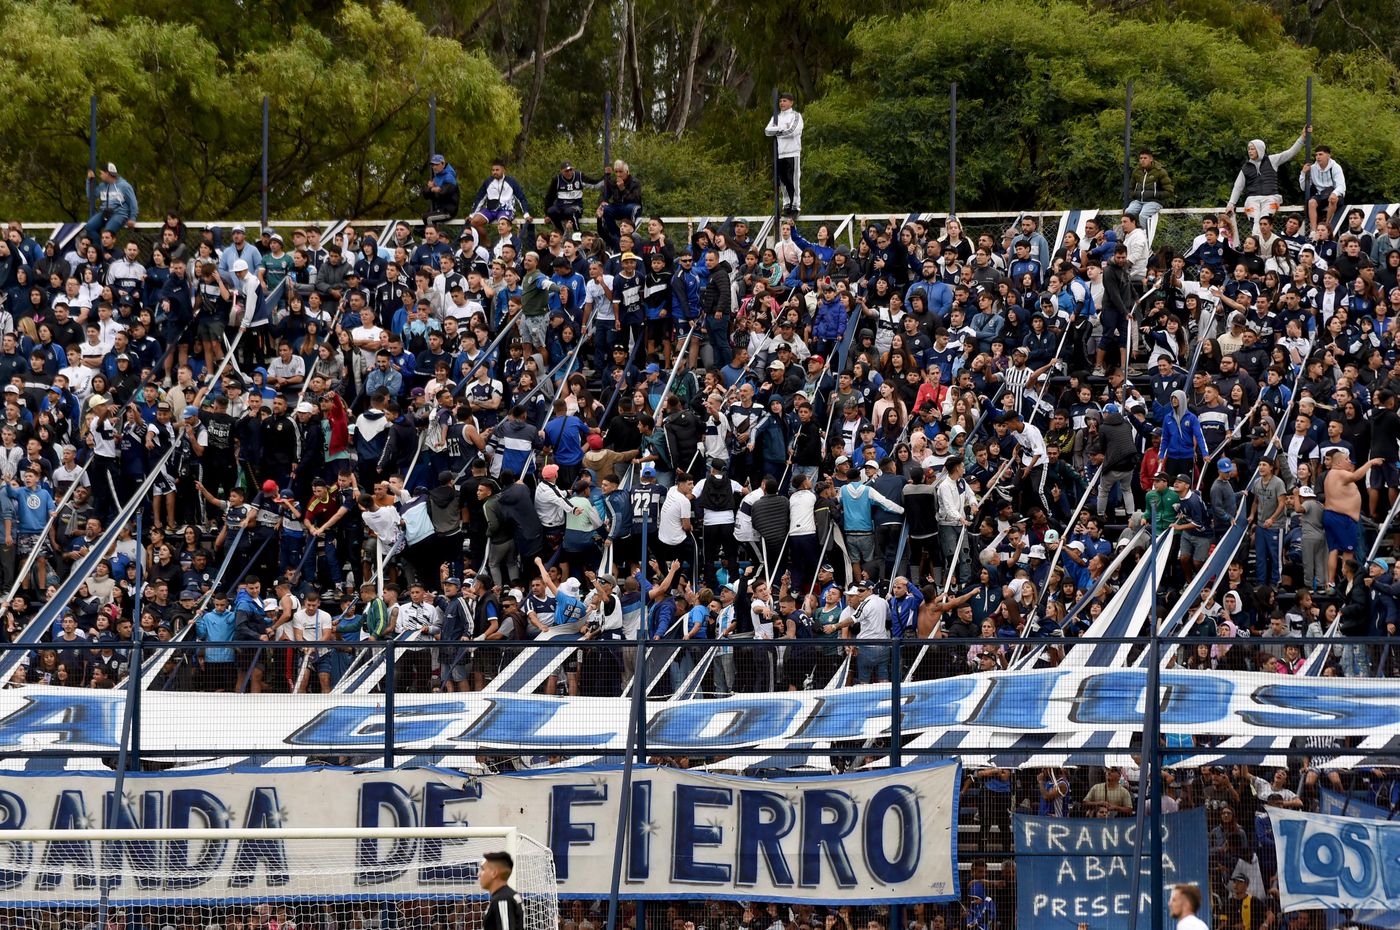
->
[[0, 827, 558, 930]]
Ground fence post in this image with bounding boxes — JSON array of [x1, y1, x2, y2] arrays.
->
[[260, 96, 270, 231], [889, 642, 903, 930], [87, 95, 98, 217], [1303, 78, 1313, 220], [428, 94, 438, 162], [383, 644, 396, 769], [606, 634, 648, 930], [1121, 81, 1134, 210], [948, 83, 957, 218], [1148, 503, 1165, 930], [603, 92, 612, 173]]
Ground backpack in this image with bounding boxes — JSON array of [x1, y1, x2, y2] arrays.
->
[[698, 475, 736, 514]]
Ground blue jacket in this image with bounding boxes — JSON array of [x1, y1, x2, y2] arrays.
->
[[196, 609, 237, 663], [812, 295, 848, 341], [905, 280, 954, 320], [1158, 390, 1208, 460], [839, 481, 904, 533], [90, 176, 139, 222]]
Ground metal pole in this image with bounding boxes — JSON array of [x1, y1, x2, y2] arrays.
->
[[888, 641, 903, 930], [1121, 81, 1134, 211], [101, 512, 143, 927], [428, 94, 438, 162], [770, 88, 781, 230], [87, 95, 98, 217], [1304, 78, 1314, 229], [949, 82, 958, 218], [260, 95, 270, 231], [605, 633, 647, 930], [603, 92, 613, 172], [383, 643, 395, 768], [1128, 503, 1163, 930], [1148, 504, 1164, 930]]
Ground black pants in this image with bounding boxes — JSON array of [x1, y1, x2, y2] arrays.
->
[[546, 204, 582, 232], [701, 521, 731, 587], [1020, 465, 1057, 525], [776, 155, 800, 209]]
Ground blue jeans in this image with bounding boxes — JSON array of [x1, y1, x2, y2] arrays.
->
[[84, 211, 128, 243], [1341, 642, 1372, 678], [855, 643, 889, 684], [1254, 526, 1280, 586], [1125, 200, 1162, 226]]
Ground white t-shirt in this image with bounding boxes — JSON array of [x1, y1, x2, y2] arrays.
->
[[853, 595, 890, 640], [657, 487, 693, 545], [362, 504, 402, 546], [1175, 914, 1208, 930], [289, 608, 330, 650], [585, 276, 616, 321], [60, 364, 95, 398], [351, 324, 386, 367]]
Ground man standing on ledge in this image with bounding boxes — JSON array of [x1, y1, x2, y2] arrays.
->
[[1224, 125, 1308, 236], [479, 851, 524, 930], [1322, 451, 1384, 592], [765, 92, 804, 217]]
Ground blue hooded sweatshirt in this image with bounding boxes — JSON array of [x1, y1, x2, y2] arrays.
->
[[1158, 389, 1208, 460]]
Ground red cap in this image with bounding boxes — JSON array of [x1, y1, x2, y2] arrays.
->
[[587, 433, 603, 450]]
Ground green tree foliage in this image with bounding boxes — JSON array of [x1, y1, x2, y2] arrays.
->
[[802, 0, 1400, 213], [0, 0, 518, 221]]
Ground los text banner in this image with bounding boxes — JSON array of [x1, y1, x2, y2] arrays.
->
[[0, 764, 959, 905], [1013, 808, 1210, 930], [1271, 808, 1400, 913]]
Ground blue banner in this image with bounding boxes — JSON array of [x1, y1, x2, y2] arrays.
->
[[1310, 791, 1400, 928], [1013, 808, 1210, 930]]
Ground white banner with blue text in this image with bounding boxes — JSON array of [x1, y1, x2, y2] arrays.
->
[[2, 670, 1399, 754], [1269, 808, 1400, 913], [0, 764, 960, 904]]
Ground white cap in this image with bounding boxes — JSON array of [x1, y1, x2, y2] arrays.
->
[[1029, 544, 1047, 559], [104, 162, 118, 175], [295, 401, 315, 414], [1068, 540, 1086, 551], [1043, 529, 1061, 544], [231, 259, 249, 273]]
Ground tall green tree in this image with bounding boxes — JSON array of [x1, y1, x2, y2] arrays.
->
[[802, 0, 1400, 213], [0, 0, 519, 221]]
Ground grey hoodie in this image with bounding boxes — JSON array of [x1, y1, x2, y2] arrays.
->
[[1227, 135, 1304, 208]]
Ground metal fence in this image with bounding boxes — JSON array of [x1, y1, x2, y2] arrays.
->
[[3, 632, 1392, 928]]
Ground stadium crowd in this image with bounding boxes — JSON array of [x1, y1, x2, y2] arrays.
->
[[0, 118, 1397, 928]]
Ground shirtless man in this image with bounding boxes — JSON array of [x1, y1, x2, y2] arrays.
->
[[1323, 451, 1384, 590]]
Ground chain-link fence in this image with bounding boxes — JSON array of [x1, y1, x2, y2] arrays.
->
[[1, 632, 1395, 927]]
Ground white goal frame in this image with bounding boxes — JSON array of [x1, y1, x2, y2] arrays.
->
[[0, 824, 558, 930]]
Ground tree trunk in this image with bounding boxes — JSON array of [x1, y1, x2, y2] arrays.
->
[[627, 0, 646, 129], [669, 0, 714, 136], [513, 0, 551, 160]]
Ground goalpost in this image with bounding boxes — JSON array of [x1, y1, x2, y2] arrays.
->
[[0, 827, 558, 930]]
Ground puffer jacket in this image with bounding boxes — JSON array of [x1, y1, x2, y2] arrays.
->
[[812, 294, 848, 341]]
